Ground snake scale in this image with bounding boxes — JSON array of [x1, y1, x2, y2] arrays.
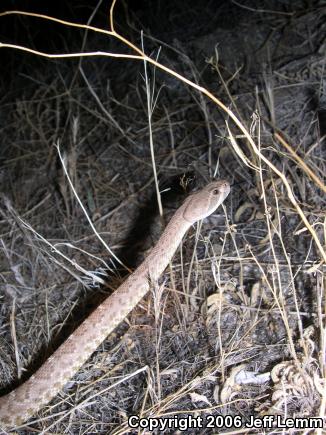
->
[[0, 180, 230, 428]]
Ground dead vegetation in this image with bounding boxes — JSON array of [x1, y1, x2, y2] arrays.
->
[[0, 0, 325, 433]]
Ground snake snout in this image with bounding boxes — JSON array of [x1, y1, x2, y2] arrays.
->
[[218, 180, 231, 195]]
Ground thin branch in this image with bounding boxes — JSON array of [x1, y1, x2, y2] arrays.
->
[[274, 132, 326, 194], [0, 10, 324, 263]]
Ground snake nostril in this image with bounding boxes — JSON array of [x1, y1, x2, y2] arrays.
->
[[221, 182, 228, 190]]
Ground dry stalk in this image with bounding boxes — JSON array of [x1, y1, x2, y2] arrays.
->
[[0, 9, 324, 263]]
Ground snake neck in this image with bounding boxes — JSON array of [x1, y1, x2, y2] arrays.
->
[[138, 202, 192, 281]]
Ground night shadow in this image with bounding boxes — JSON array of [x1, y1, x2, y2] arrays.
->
[[0, 174, 195, 394], [116, 174, 193, 272]]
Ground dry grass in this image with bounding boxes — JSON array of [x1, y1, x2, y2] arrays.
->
[[0, 1, 325, 433]]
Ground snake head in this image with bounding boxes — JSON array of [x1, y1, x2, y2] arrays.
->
[[182, 180, 230, 223]]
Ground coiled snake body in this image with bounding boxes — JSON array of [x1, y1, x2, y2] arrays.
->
[[0, 180, 230, 428]]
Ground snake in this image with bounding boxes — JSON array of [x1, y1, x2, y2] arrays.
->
[[0, 180, 230, 428]]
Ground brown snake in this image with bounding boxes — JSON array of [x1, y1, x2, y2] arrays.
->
[[0, 180, 230, 428]]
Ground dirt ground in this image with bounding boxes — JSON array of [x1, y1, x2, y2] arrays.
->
[[0, 0, 325, 433]]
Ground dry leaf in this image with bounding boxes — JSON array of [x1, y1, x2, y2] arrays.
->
[[189, 392, 212, 406], [250, 281, 261, 306], [235, 369, 270, 385], [213, 384, 220, 404], [220, 364, 246, 403]]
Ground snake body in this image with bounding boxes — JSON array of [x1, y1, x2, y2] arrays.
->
[[0, 180, 230, 428]]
